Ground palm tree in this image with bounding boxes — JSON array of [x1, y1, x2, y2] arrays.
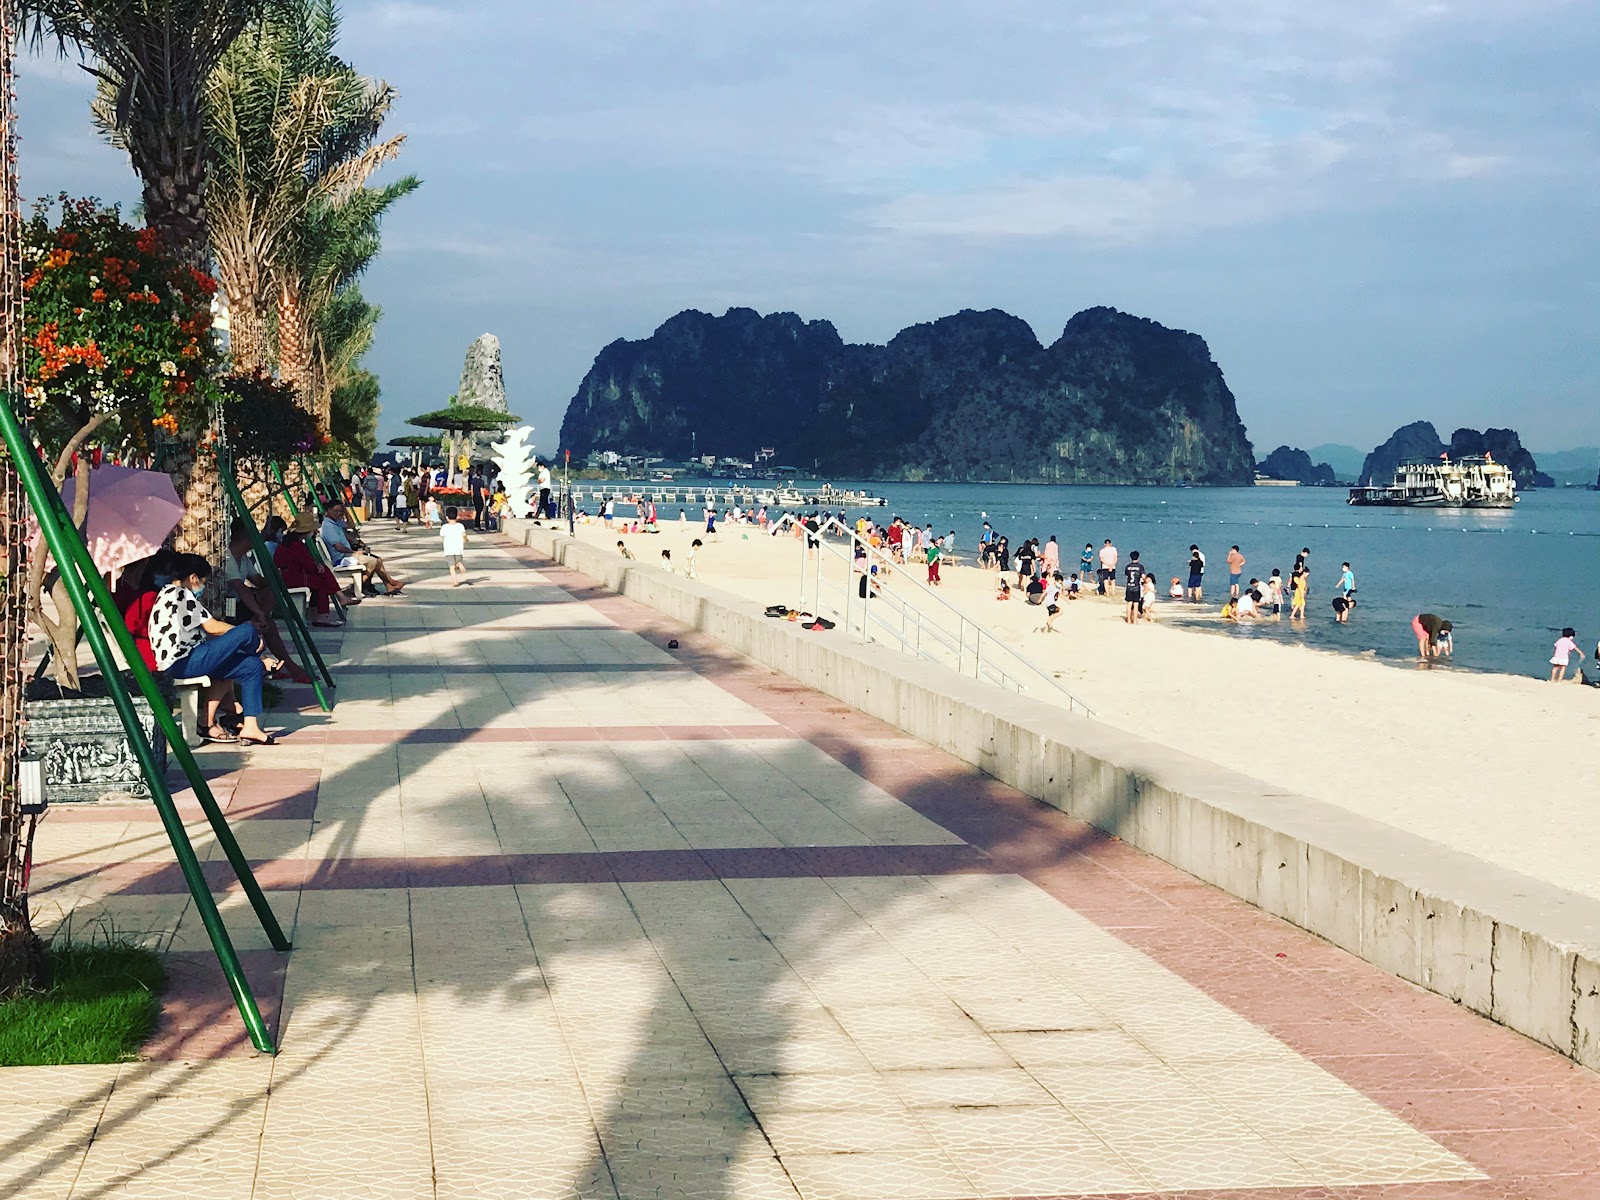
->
[[24, 0, 280, 584], [204, 0, 409, 381], [281, 173, 417, 424], [22, 0, 277, 267]]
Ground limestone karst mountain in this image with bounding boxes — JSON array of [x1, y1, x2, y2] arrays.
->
[[559, 306, 1256, 484]]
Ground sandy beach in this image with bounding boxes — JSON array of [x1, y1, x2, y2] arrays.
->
[[540, 514, 1600, 902]]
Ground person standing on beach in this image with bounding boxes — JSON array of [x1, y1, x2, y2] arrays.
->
[[1550, 627, 1584, 682], [1296, 548, 1312, 602], [1042, 536, 1060, 576], [1098, 539, 1117, 595], [704, 501, 718, 540], [1226, 545, 1245, 599], [1338, 562, 1355, 597], [1016, 539, 1036, 588], [1080, 543, 1095, 584], [536, 461, 552, 520], [1123, 552, 1145, 624], [926, 537, 942, 586], [1290, 569, 1307, 619], [1267, 569, 1284, 615], [1186, 545, 1205, 602]]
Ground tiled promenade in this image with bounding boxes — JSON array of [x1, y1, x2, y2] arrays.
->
[[8, 525, 1600, 1199]]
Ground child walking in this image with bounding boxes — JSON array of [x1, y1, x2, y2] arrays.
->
[[441, 505, 467, 586]]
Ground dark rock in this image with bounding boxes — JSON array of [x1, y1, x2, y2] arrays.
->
[[559, 306, 1256, 484], [1257, 446, 1336, 485], [1362, 422, 1549, 488], [1360, 422, 1447, 484]]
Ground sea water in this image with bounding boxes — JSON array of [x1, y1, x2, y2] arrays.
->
[[796, 482, 1600, 681]]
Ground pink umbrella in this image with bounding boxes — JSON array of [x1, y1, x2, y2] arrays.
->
[[51, 464, 186, 577]]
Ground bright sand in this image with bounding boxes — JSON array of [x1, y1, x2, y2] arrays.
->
[[561, 515, 1600, 902]]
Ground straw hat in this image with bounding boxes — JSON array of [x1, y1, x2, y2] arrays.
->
[[290, 511, 319, 535]]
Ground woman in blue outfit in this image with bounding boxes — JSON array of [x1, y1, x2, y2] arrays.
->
[[149, 554, 282, 746]]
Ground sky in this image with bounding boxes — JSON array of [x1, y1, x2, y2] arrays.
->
[[16, 0, 1600, 459]]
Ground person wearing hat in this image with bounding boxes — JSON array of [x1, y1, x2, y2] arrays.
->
[[274, 511, 354, 625], [321, 500, 405, 595]]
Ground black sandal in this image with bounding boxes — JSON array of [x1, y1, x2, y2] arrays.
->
[[237, 732, 278, 746]]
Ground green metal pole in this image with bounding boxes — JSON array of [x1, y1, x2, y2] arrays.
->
[[14, 426, 292, 950], [269, 460, 300, 518], [0, 400, 283, 1052], [219, 457, 336, 704]]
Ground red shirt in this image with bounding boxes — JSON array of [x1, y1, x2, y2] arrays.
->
[[119, 590, 159, 671]]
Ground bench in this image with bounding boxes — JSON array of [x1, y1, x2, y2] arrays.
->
[[170, 675, 213, 748], [224, 587, 312, 622]]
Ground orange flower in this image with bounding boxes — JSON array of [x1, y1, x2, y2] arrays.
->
[[91, 288, 106, 302]]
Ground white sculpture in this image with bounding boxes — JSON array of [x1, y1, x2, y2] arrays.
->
[[490, 425, 537, 518]]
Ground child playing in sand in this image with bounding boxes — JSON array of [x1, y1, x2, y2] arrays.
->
[[1550, 627, 1584, 682], [441, 506, 467, 586]]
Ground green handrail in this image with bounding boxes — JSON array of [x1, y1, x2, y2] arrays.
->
[[220, 455, 335, 710], [0, 397, 286, 1053]]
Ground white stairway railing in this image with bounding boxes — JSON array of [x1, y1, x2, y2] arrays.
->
[[767, 514, 1093, 716]]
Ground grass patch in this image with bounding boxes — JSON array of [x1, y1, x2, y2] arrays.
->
[[0, 941, 165, 1066]]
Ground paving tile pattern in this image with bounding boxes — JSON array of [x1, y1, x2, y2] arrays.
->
[[6, 527, 1600, 1199]]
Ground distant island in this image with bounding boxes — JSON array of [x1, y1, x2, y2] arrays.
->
[[1255, 446, 1337, 485], [559, 306, 1257, 485]]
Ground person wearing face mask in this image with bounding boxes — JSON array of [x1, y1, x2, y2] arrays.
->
[[149, 553, 283, 745]]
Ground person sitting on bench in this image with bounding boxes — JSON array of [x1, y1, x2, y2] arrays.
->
[[150, 553, 282, 746], [320, 501, 405, 595]]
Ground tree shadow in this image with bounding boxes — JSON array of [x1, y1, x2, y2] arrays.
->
[[12, 522, 1160, 1200]]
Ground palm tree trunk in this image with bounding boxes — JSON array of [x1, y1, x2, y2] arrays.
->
[[169, 438, 230, 610], [0, 0, 42, 996], [126, 107, 209, 271], [224, 283, 271, 374], [277, 280, 311, 410]]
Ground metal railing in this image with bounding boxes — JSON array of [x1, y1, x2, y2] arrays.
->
[[766, 514, 1093, 715]]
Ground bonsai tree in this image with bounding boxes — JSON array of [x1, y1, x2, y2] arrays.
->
[[20, 196, 221, 690], [388, 434, 440, 468], [406, 400, 517, 487]]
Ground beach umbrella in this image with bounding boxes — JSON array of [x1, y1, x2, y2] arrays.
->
[[50, 464, 186, 576]]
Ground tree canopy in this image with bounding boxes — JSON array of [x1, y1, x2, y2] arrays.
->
[[407, 404, 519, 432]]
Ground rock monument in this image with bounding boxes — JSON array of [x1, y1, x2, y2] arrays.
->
[[456, 333, 509, 461], [490, 426, 537, 518]]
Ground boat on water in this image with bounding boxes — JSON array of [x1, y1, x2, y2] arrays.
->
[[1347, 455, 1518, 508]]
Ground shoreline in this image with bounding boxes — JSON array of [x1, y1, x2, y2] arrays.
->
[[519, 514, 1600, 903]]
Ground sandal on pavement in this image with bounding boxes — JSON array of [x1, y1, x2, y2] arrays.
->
[[202, 724, 238, 744], [237, 732, 278, 746]]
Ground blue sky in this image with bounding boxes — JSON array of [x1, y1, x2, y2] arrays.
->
[[18, 0, 1600, 458]]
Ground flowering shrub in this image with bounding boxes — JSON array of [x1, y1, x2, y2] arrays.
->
[[219, 369, 324, 463], [22, 195, 220, 459]]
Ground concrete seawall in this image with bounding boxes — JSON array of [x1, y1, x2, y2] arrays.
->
[[506, 517, 1600, 1070]]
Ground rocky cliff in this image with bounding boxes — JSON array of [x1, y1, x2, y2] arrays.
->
[[1360, 421, 1551, 488], [559, 306, 1256, 484], [1257, 446, 1336, 485]]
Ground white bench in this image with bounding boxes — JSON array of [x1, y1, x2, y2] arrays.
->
[[223, 587, 312, 622], [317, 535, 365, 596], [170, 675, 213, 748]]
